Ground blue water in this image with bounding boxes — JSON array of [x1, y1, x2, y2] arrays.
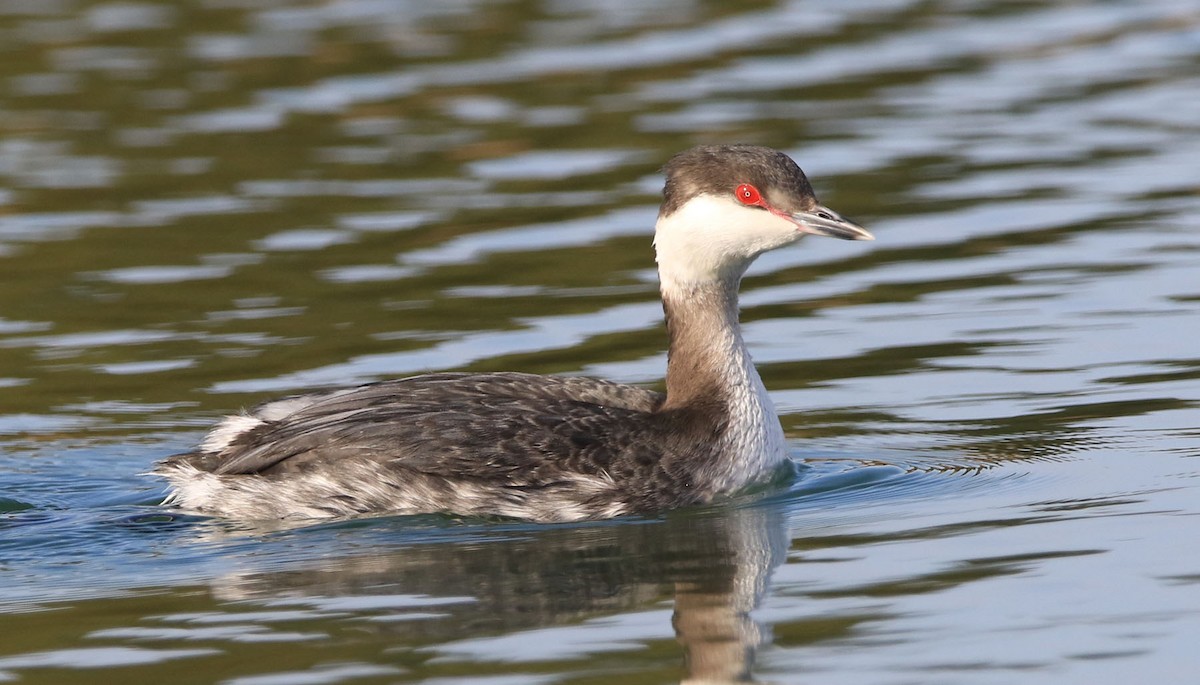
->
[[1, 0, 1199, 683]]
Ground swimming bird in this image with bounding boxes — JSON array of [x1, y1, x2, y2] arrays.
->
[[156, 144, 873, 522]]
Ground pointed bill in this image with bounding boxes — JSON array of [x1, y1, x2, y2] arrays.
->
[[790, 205, 873, 241]]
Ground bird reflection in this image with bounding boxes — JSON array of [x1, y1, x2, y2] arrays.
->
[[203, 503, 787, 683]]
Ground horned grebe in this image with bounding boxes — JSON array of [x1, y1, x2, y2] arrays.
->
[[156, 145, 873, 521]]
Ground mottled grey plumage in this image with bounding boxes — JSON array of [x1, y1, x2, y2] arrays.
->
[[156, 145, 873, 522]]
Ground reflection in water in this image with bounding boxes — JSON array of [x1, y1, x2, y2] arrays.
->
[[206, 506, 786, 683]]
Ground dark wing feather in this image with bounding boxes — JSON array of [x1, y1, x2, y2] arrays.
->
[[210, 373, 669, 480], [254, 373, 662, 421]]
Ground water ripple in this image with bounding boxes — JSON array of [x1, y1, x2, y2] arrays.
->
[[0, 1, 1198, 682]]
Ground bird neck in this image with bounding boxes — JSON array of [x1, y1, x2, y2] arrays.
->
[[660, 276, 789, 484], [661, 277, 754, 408]]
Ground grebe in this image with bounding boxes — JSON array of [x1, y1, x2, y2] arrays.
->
[[157, 145, 873, 522]]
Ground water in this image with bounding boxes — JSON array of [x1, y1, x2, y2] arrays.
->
[[1, 0, 1198, 682]]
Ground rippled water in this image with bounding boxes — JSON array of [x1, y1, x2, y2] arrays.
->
[[1, 0, 1198, 683]]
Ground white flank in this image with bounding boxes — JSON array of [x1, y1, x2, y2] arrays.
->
[[161, 463, 225, 509], [200, 413, 265, 455]]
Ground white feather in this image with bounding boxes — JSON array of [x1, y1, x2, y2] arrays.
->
[[694, 310, 788, 492], [654, 194, 801, 290], [200, 414, 265, 455]]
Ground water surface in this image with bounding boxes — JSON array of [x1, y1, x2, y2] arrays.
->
[[1, 1, 1199, 683]]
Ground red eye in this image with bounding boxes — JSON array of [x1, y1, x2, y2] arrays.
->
[[735, 184, 762, 206]]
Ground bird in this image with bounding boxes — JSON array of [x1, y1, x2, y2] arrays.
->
[[156, 144, 873, 522]]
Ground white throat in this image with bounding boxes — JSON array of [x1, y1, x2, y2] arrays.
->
[[653, 194, 801, 293]]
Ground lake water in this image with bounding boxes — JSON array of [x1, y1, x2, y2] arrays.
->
[[1, 0, 1198, 683]]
